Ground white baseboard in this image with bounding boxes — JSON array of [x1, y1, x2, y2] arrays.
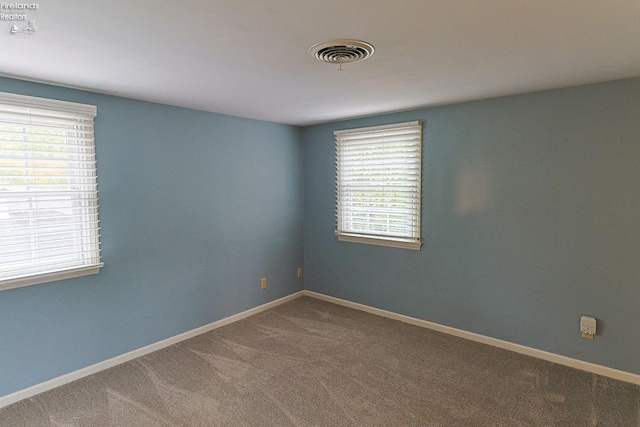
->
[[3, 289, 638, 410], [303, 290, 640, 386], [0, 291, 305, 409]]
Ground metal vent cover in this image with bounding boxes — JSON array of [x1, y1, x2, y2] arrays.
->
[[309, 39, 375, 65]]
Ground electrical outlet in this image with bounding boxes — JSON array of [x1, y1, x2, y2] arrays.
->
[[297, 268, 303, 278], [261, 278, 267, 289], [580, 316, 596, 339]]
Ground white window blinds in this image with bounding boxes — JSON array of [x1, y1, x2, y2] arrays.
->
[[0, 92, 102, 291], [335, 121, 423, 250]]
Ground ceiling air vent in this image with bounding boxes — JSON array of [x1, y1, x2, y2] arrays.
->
[[309, 39, 375, 68]]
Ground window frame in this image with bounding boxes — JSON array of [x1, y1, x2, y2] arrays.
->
[[334, 121, 423, 250], [0, 92, 103, 292]]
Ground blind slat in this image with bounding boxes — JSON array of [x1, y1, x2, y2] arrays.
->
[[1, 241, 102, 259], [1, 256, 103, 276]]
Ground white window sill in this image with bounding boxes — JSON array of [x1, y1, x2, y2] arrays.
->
[[337, 234, 422, 250], [0, 264, 104, 292]]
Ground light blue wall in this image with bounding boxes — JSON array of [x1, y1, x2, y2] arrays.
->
[[0, 77, 304, 397], [2, 75, 640, 400], [303, 77, 640, 375]]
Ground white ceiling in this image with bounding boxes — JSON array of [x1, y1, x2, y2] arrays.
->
[[1, 1, 639, 126]]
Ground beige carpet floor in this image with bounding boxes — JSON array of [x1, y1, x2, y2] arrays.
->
[[1, 296, 639, 426]]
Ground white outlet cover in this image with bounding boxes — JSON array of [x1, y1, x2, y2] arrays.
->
[[580, 316, 597, 335]]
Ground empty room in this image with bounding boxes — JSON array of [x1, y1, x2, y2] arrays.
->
[[1, 1, 640, 425]]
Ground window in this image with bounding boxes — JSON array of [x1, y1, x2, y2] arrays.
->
[[335, 121, 423, 250], [0, 92, 102, 291]]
